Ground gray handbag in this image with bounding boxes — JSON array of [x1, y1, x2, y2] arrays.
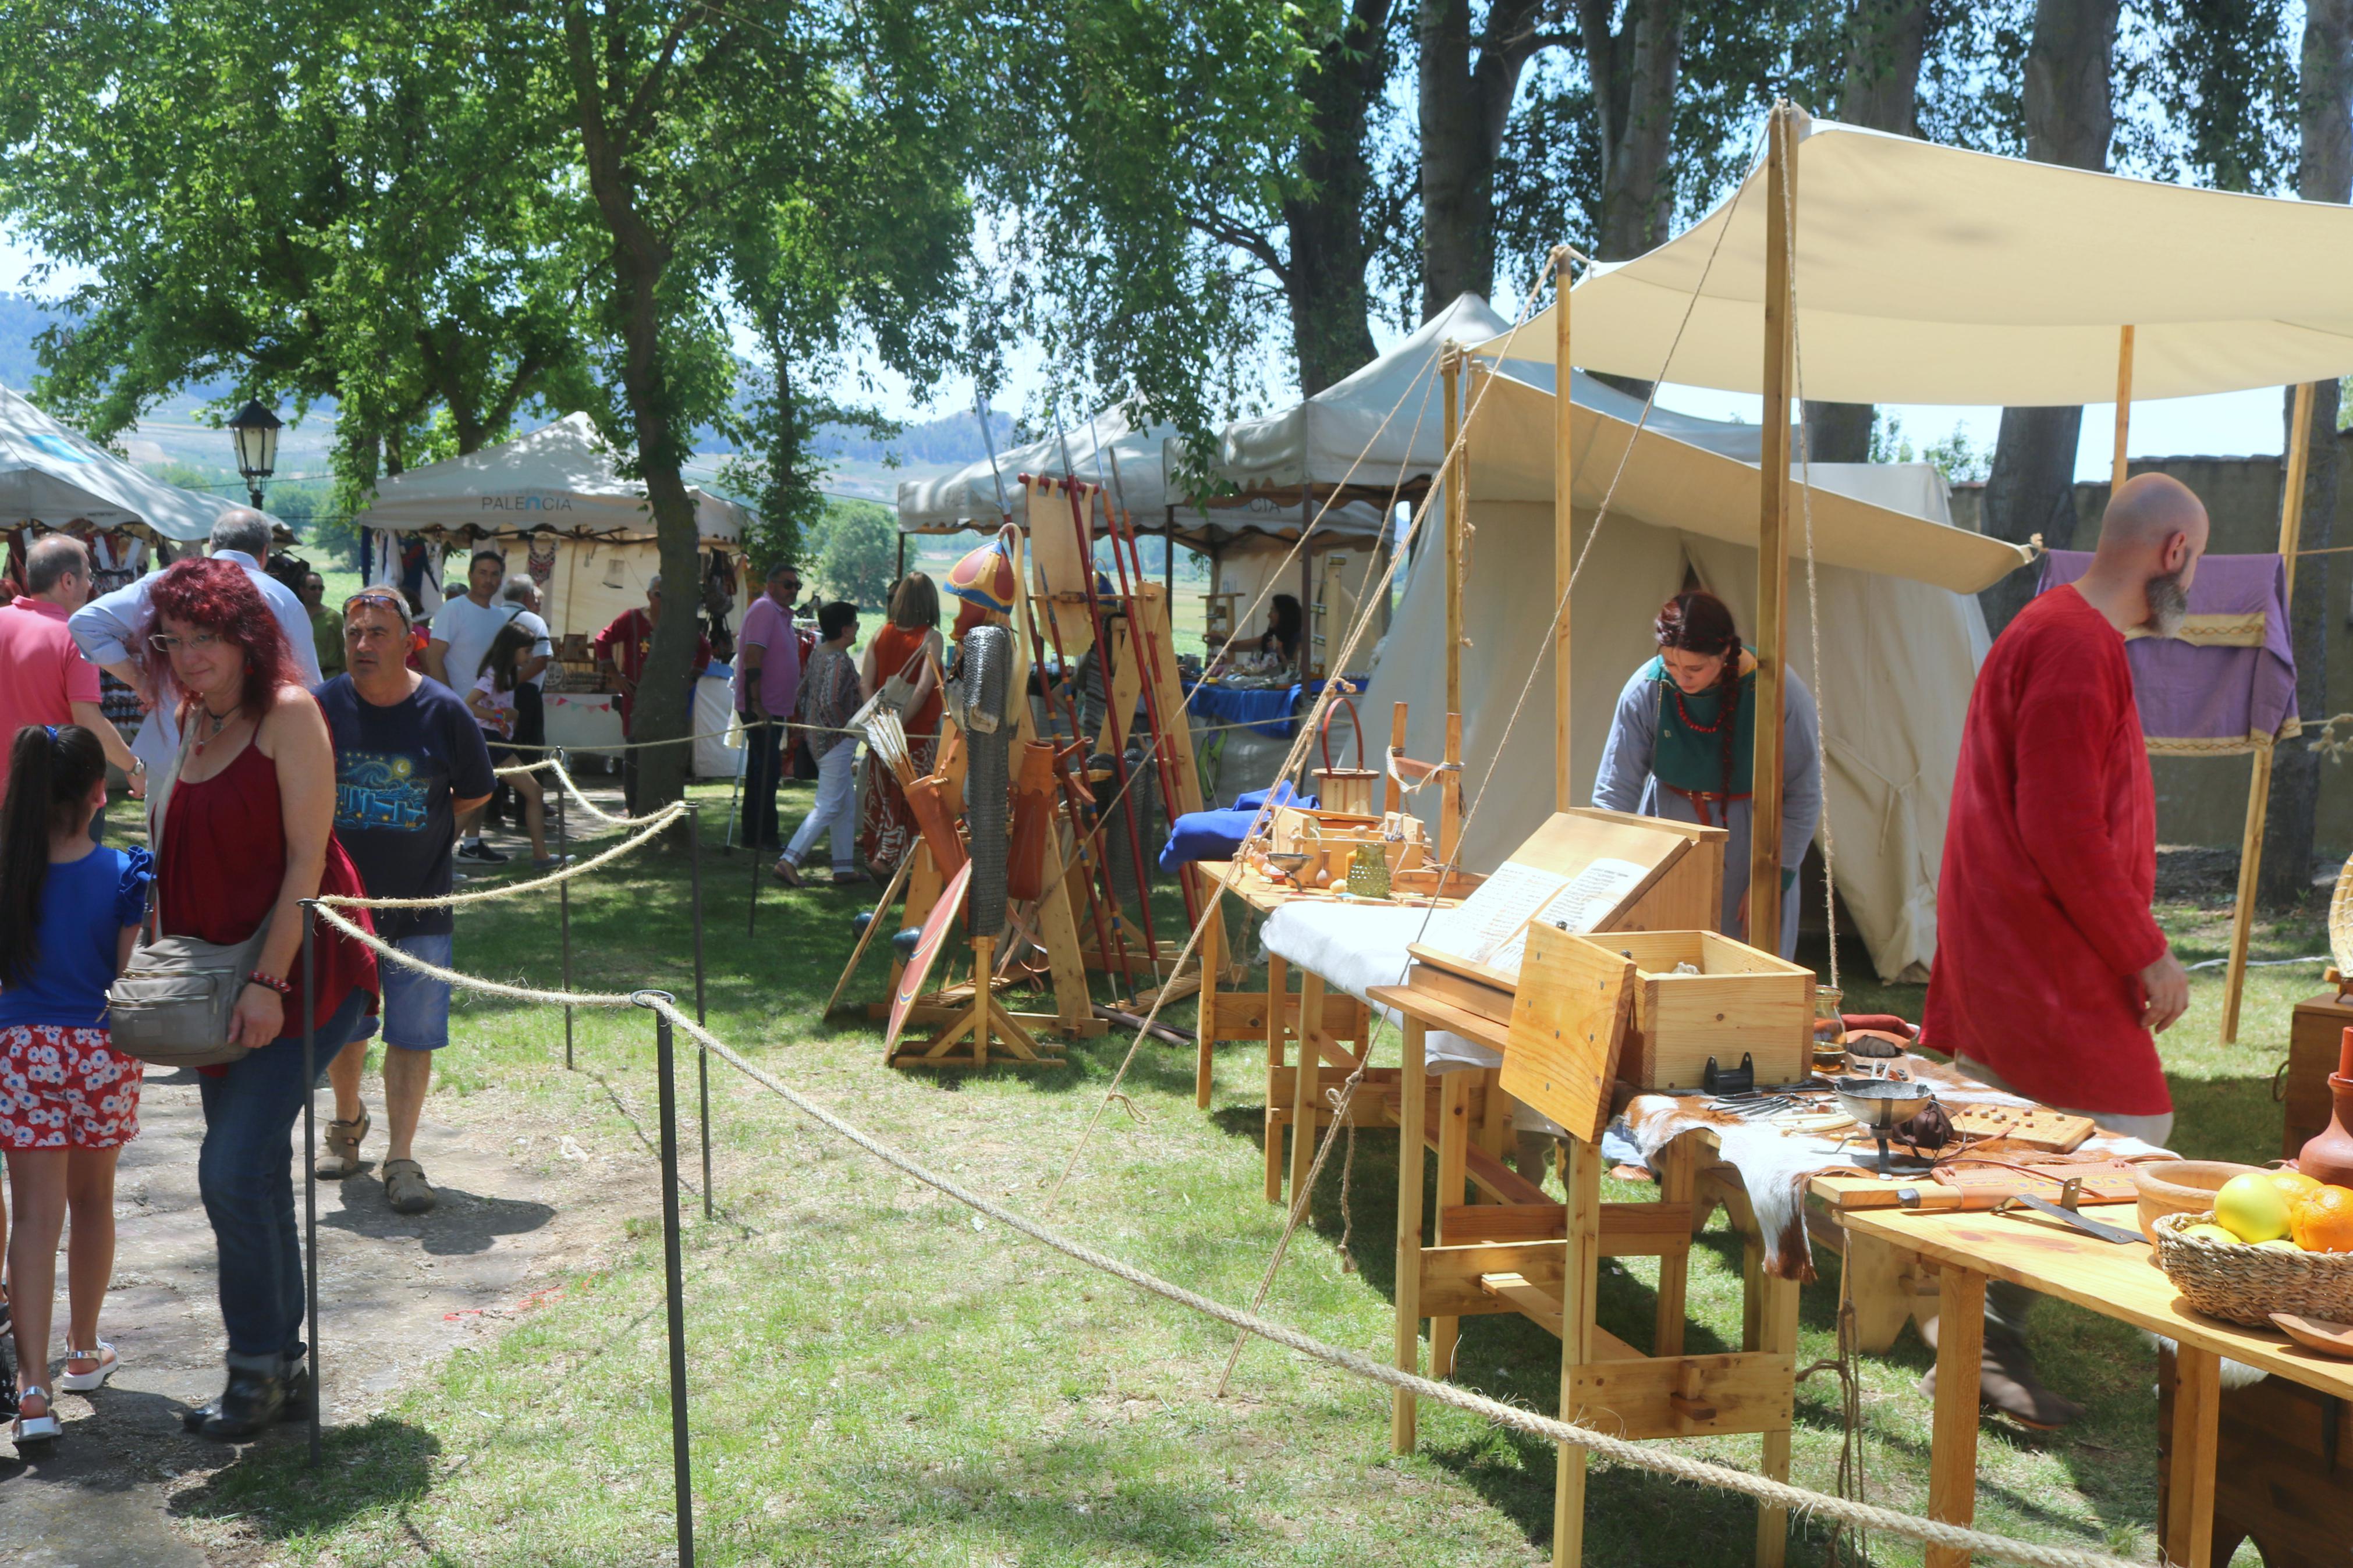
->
[[104, 717, 273, 1069]]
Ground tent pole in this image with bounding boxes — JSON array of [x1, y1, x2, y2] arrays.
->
[[2113, 325, 2135, 490], [2221, 378, 2315, 1043], [1442, 346, 1463, 721], [1749, 101, 1796, 957], [1552, 246, 1574, 813]]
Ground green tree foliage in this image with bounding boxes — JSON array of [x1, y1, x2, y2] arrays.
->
[[810, 499, 900, 610]]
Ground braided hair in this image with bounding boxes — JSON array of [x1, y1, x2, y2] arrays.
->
[[1655, 590, 1744, 802]]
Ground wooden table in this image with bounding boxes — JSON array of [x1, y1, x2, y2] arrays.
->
[[1842, 1204, 2353, 1568], [1371, 982, 1801, 1568]]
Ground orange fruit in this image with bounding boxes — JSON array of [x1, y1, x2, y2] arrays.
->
[[2288, 1184, 2353, 1253], [2267, 1169, 2323, 1207]]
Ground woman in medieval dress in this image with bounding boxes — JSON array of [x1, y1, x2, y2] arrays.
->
[[1592, 589, 1822, 961]]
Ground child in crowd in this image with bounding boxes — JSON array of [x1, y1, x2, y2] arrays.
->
[[466, 623, 559, 871], [0, 724, 151, 1447]]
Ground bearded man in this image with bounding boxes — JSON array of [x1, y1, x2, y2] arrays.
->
[[1921, 471, 2207, 1427]]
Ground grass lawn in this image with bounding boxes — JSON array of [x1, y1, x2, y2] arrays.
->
[[173, 788, 2319, 1566]]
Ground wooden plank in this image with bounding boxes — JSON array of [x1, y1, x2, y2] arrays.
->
[[1554, 247, 1574, 815], [2163, 1343, 2221, 1568], [1844, 1227, 1922, 1355], [1393, 1017, 1427, 1455], [1262, 952, 1288, 1204], [1372, 979, 1513, 1055], [1463, 1140, 1546, 1206], [1195, 897, 1222, 1107], [1443, 347, 1463, 720], [1653, 1137, 1697, 1357], [1502, 926, 1635, 1142], [1288, 970, 1327, 1206], [1754, 1258, 1800, 1566], [1565, 1350, 1797, 1440], [1479, 1271, 1564, 1336], [1436, 1201, 1693, 1253], [1432, 1071, 1471, 1382], [1925, 1266, 1986, 1568]]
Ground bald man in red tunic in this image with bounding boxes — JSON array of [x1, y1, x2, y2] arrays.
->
[[1922, 472, 2206, 1427]]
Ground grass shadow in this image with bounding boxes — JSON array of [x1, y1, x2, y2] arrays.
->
[[171, 1414, 441, 1541]]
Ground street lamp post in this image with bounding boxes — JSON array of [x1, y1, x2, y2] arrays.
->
[[227, 399, 282, 511]]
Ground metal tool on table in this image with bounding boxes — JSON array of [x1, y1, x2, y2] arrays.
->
[[1836, 1077, 1939, 1175], [1994, 1176, 2145, 1245]]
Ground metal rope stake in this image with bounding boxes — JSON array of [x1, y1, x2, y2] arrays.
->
[[299, 900, 323, 1465], [556, 749, 574, 1070], [687, 804, 711, 1218], [633, 989, 694, 1568]]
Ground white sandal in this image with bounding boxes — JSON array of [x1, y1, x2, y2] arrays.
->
[[58, 1342, 118, 1393], [13, 1386, 59, 1444]]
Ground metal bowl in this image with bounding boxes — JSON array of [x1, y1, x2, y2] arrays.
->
[[1835, 1077, 1936, 1133]]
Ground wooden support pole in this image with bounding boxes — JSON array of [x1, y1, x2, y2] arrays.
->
[[1440, 712, 1463, 866], [2222, 377, 2316, 1043], [1749, 101, 1797, 958], [1392, 1016, 1428, 1454], [1442, 347, 1464, 721], [1549, 1135, 1602, 1568], [2113, 324, 2135, 490], [1385, 701, 1407, 816], [1553, 246, 1575, 813], [1923, 1266, 1986, 1568]]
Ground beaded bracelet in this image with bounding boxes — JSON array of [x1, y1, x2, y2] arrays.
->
[[246, 970, 293, 997]]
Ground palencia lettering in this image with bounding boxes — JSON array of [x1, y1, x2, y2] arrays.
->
[[480, 494, 575, 511]]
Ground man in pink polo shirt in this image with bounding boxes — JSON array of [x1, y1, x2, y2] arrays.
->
[[0, 535, 142, 806]]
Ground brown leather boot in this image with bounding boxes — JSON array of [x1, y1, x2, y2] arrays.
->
[[1917, 1314, 2084, 1430]]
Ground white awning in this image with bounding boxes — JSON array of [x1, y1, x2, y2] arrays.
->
[[1467, 369, 2030, 594], [0, 384, 257, 543], [1474, 115, 2353, 405], [355, 413, 748, 544]]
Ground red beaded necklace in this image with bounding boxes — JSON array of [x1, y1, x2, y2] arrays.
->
[[1670, 684, 1725, 734]]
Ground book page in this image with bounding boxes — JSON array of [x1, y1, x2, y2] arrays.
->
[[1485, 856, 1650, 975], [1423, 861, 1570, 967]]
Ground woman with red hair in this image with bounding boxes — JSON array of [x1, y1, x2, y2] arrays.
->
[[138, 558, 378, 1439], [1592, 588, 1822, 959]]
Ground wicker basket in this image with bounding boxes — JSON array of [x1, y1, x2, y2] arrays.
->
[[2151, 1210, 2353, 1327]]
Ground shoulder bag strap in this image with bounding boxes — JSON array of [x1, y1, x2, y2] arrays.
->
[[139, 710, 202, 947]]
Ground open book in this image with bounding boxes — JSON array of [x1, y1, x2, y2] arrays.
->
[[1422, 856, 1650, 979]]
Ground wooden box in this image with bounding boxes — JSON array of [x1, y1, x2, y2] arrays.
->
[[1602, 931, 1811, 1091], [2285, 990, 2353, 1160]]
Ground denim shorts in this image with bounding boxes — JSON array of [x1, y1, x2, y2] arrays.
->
[[379, 931, 455, 1051]]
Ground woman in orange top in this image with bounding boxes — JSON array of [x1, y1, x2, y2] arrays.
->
[[854, 573, 943, 875]]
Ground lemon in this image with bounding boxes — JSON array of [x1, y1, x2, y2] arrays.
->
[[2214, 1172, 2295, 1243], [2183, 1222, 2240, 1244], [2259, 1238, 2303, 1251]]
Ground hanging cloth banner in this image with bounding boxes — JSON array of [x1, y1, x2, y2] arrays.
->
[[2035, 551, 2298, 756]]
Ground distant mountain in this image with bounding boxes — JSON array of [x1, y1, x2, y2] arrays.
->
[[0, 292, 61, 388], [813, 409, 1020, 468]]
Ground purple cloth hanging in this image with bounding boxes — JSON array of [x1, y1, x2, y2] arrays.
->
[[2035, 552, 2297, 753]]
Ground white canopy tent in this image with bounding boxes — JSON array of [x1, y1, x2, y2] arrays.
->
[[0, 383, 261, 543], [1473, 113, 2353, 403], [1358, 368, 2022, 981], [1471, 104, 2353, 1019], [354, 412, 753, 645]]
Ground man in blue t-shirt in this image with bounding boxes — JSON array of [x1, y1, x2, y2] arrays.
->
[[311, 589, 495, 1217]]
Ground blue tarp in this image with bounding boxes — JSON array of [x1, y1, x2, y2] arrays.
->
[[1158, 783, 1317, 872]]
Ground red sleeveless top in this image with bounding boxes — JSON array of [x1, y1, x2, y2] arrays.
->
[[159, 730, 379, 1033]]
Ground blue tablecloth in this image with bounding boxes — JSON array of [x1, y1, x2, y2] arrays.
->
[[1186, 676, 1367, 739]]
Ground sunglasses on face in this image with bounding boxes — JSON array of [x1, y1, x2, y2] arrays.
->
[[343, 591, 414, 626]]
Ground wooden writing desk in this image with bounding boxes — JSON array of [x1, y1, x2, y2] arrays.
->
[[1841, 1204, 2353, 1568], [1370, 982, 1800, 1568]]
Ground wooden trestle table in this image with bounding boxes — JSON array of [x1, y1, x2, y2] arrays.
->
[[1841, 1203, 2353, 1568], [1369, 982, 1804, 1568]]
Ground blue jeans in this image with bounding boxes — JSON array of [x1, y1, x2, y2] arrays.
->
[[197, 988, 370, 1371]]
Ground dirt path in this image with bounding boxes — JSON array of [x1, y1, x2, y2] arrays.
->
[[0, 1064, 648, 1566]]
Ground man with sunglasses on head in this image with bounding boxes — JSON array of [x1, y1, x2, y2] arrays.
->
[[308, 589, 495, 1215], [69, 510, 322, 780]]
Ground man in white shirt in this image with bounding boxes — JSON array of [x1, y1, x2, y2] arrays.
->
[[424, 549, 517, 698], [71, 509, 322, 774]]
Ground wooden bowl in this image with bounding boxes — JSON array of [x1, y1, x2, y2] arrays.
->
[[2133, 1159, 2262, 1245]]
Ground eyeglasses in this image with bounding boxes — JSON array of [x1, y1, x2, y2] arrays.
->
[[147, 631, 223, 654]]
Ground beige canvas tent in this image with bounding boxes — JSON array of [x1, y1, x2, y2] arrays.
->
[[1359, 368, 2024, 981]]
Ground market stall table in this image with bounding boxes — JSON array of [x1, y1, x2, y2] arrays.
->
[[1840, 1203, 2353, 1568]]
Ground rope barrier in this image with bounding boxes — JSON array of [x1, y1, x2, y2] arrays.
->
[[303, 879, 2139, 1568], [320, 802, 687, 910]]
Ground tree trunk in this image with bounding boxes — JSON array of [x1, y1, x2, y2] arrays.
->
[[1284, 0, 1389, 394], [1978, 0, 2117, 636], [1804, 0, 1936, 461], [1418, 0, 1550, 318], [1582, 0, 1683, 261], [563, 1, 702, 812], [2258, 0, 2353, 909]]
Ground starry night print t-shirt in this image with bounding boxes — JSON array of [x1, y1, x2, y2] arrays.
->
[[314, 673, 496, 941]]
